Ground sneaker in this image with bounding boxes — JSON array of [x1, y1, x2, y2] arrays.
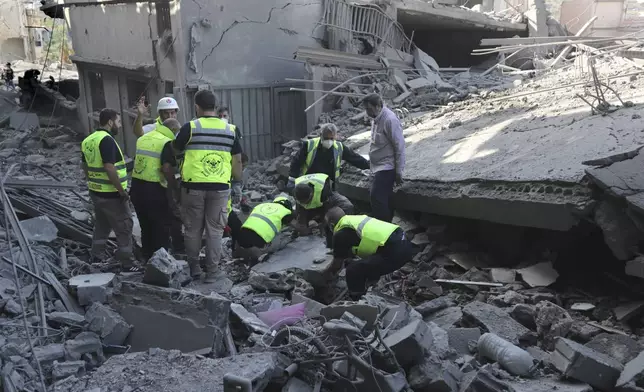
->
[[189, 262, 203, 278]]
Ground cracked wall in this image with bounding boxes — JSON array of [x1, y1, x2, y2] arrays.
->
[[182, 0, 324, 86]]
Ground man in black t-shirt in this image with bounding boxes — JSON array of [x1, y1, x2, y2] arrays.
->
[[2, 63, 14, 91]]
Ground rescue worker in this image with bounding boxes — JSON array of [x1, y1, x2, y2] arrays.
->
[[173, 89, 243, 282], [288, 123, 369, 191], [130, 118, 180, 259], [133, 96, 185, 254], [2, 63, 15, 91], [293, 173, 353, 247], [218, 106, 243, 141], [325, 207, 414, 300], [237, 195, 295, 257], [133, 96, 180, 137], [81, 108, 135, 270]]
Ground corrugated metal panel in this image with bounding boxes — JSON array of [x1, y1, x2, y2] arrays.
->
[[186, 85, 307, 162]]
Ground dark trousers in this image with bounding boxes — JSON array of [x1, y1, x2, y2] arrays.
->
[[370, 169, 395, 223], [228, 209, 243, 250], [166, 187, 184, 252], [345, 230, 412, 294], [237, 227, 267, 249], [131, 182, 171, 260]]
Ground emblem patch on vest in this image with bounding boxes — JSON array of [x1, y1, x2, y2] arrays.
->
[[200, 153, 224, 178], [133, 156, 147, 175]]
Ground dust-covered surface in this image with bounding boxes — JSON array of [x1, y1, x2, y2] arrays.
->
[[52, 350, 279, 392]]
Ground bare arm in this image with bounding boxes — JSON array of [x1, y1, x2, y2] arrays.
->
[[133, 113, 144, 138], [231, 153, 243, 182], [104, 163, 126, 195], [162, 163, 179, 199], [81, 161, 88, 180]]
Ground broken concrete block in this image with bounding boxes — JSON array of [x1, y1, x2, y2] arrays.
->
[[406, 77, 433, 90], [393, 91, 411, 104], [448, 328, 481, 355], [462, 301, 535, 346], [428, 321, 453, 359], [4, 299, 22, 316], [551, 337, 623, 391], [490, 268, 517, 283], [291, 293, 326, 317], [488, 291, 527, 308], [52, 360, 85, 380], [320, 302, 378, 329], [69, 273, 115, 306], [64, 332, 104, 361], [51, 351, 278, 392], [626, 257, 644, 279], [33, 343, 65, 363], [110, 282, 231, 356], [47, 311, 85, 328], [0, 343, 25, 360], [409, 353, 463, 392], [505, 377, 592, 392], [143, 248, 190, 289], [382, 319, 433, 368], [382, 301, 421, 332], [230, 303, 270, 335], [416, 297, 456, 317], [617, 351, 644, 387], [615, 301, 644, 322], [10, 112, 39, 131], [510, 303, 536, 330], [459, 365, 508, 392], [20, 215, 58, 242], [535, 301, 573, 350], [586, 333, 642, 365], [425, 306, 463, 330], [85, 303, 132, 346]]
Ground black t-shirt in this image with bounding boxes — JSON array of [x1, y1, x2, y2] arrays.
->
[[4, 68, 13, 81], [81, 130, 123, 199], [174, 116, 243, 191]]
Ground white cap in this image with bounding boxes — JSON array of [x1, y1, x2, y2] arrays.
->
[[157, 97, 179, 112]]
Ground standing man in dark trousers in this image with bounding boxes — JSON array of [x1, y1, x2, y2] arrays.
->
[[81, 109, 135, 270], [362, 93, 405, 222], [130, 118, 180, 259], [288, 123, 369, 191], [173, 90, 243, 282]]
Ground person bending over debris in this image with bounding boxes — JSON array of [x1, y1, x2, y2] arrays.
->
[[130, 118, 181, 259], [81, 108, 136, 271], [236, 195, 295, 259], [363, 93, 405, 223], [173, 90, 243, 282], [326, 207, 414, 300], [133, 96, 180, 137], [288, 123, 369, 191], [293, 173, 354, 247]]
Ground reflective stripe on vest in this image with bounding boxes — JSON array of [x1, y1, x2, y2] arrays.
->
[[242, 202, 291, 243], [132, 126, 173, 187], [294, 173, 328, 210], [301, 137, 344, 180], [333, 215, 399, 257], [181, 118, 235, 184], [81, 130, 128, 193]]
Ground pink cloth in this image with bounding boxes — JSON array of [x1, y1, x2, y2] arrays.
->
[[257, 302, 306, 329]]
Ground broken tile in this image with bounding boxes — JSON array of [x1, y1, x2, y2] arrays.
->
[[490, 268, 517, 283], [518, 262, 558, 287], [69, 273, 115, 306]]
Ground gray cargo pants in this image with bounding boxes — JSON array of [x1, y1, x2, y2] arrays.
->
[[181, 187, 230, 274], [90, 194, 134, 263]]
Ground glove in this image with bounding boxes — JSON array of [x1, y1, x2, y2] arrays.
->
[[231, 181, 242, 204], [286, 176, 295, 191]]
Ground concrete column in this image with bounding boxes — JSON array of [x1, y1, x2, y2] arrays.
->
[[305, 65, 325, 133], [102, 72, 127, 151]]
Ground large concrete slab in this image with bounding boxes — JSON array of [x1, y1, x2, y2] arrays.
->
[[339, 77, 644, 230], [462, 301, 535, 346], [110, 282, 230, 356], [252, 236, 328, 274], [52, 350, 278, 392]]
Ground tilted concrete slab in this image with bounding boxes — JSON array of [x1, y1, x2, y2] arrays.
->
[[340, 83, 644, 230], [252, 236, 329, 274]]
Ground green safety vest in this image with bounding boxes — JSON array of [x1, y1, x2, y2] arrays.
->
[[242, 199, 291, 243], [334, 215, 399, 258], [132, 125, 175, 187], [301, 137, 344, 180], [294, 173, 328, 209], [181, 117, 235, 184], [81, 130, 128, 193]]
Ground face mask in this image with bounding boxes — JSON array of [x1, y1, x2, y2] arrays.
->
[[221, 117, 229, 124], [321, 140, 333, 149]]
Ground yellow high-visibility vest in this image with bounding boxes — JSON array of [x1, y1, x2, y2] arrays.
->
[[294, 173, 327, 209], [132, 125, 175, 187], [81, 130, 127, 193], [301, 137, 343, 180], [181, 117, 235, 184], [333, 215, 398, 257], [242, 199, 291, 243]]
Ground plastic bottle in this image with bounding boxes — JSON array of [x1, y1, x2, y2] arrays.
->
[[478, 333, 536, 377]]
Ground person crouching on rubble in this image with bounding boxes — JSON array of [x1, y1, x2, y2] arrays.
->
[[292, 173, 354, 247], [233, 194, 295, 260], [325, 207, 414, 300]]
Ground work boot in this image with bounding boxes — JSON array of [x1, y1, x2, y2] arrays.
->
[[189, 261, 203, 278], [204, 264, 220, 283]]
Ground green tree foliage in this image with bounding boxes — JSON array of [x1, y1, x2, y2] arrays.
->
[[47, 21, 73, 64]]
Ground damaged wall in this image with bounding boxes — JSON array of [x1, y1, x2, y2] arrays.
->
[[0, 0, 27, 62], [181, 0, 324, 86]]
